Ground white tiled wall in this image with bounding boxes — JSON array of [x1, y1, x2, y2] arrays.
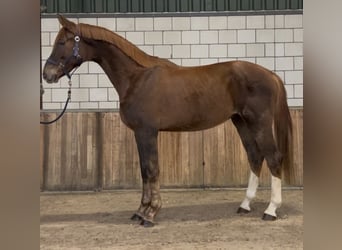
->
[[41, 14, 303, 109]]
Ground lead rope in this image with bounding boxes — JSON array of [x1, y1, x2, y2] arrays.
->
[[40, 78, 73, 125]]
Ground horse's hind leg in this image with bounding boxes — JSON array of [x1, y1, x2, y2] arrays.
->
[[131, 128, 162, 227], [232, 114, 264, 214], [251, 116, 283, 221]]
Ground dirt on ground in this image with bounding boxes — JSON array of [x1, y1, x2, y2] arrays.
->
[[40, 189, 303, 250]]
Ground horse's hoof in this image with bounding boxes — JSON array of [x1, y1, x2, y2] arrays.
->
[[237, 207, 250, 214], [262, 213, 277, 221], [131, 214, 143, 221], [140, 219, 155, 227]]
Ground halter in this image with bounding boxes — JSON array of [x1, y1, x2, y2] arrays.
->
[[46, 34, 83, 79], [40, 33, 82, 125]]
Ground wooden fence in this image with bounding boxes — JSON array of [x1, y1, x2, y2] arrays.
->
[[40, 109, 302, 191]]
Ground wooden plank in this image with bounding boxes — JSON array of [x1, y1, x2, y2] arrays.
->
[[291, 109, 303, 186], [188, 131, 204, 187], [60, 113, 70, 188], [203, 125, 217, 186], [89, 113, 100, 188], [45, 113, 62, 190], [101, 113, 111, 188], [159, 132, 179, 186], [180, 132, 190, 185], [102, 112, 117, 188], [40, 124, 45, 190]]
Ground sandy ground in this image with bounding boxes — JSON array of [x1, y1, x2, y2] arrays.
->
[[40, 189, 303, 250]]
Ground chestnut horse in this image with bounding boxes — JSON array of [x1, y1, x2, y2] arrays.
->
[[43, 15, 293, 227]]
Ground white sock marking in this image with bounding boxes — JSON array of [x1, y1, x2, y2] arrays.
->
[[264, 176, 282, 217], [240, 171, 259, 211]]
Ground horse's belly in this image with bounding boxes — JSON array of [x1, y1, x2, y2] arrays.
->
[[159, 103, 234, 132]]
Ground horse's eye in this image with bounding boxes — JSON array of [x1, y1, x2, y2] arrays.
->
[[57, 40, 65, 45]]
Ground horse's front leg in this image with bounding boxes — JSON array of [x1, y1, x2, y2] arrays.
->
[[131, 129, 161, 227]]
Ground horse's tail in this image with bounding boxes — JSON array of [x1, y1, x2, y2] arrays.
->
[[273, 75, 294, 184]]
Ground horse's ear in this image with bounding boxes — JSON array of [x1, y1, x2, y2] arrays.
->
[[57, 14, 77, 33]]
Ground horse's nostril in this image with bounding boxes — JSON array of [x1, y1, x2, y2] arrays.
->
[[42, 71, 56, 83]]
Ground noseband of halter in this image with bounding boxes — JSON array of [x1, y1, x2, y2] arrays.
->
[[46, 33, 83, 79]]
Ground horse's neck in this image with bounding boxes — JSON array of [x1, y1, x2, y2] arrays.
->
[[90, 41, 143, 100]]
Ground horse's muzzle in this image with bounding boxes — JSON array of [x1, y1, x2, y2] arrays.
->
[[43, 65, 61, 83], [43, 72, 58, 83]]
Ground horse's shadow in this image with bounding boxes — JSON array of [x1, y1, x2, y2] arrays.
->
[[40, 201, 302, 225]]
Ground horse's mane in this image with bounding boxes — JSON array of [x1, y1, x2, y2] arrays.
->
[[78, 23, 176, 68]]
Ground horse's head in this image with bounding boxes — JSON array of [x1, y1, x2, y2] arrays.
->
[[43, 15, 83, 83]]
